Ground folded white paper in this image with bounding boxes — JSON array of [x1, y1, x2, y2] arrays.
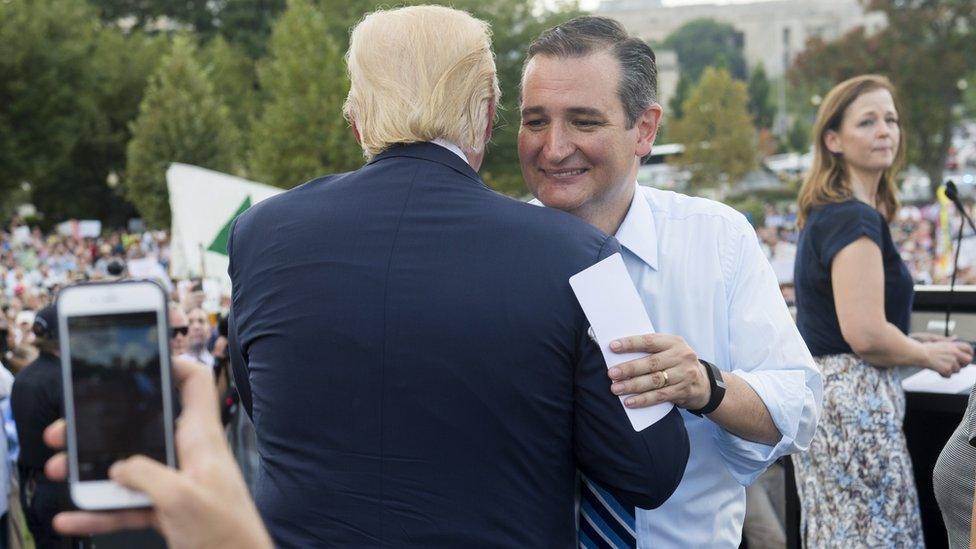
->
[[902, 365, 976, 394], [570, 253, 674, 431]]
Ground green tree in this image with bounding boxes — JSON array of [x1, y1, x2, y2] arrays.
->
[[791, 0, 976, 195], [249, 0, 361, 188], [664, 18, 747, 84], [39, 29, 170, 225], [214, 0, 287, 58], [201, 37, 259, 160], [0, 0, 99, 201], [125, 36, 241, 227], [747, 64, 774, 129], [785, 117, 809, 153], [88, 0, 215, 33], [669, 74, 692, 120], [668, 67, 757, 192]]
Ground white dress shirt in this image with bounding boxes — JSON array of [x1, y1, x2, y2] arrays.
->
[[539, 184, 822, 547]]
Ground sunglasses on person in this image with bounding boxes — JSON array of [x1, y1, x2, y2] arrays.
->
[[171, 326, 189, 338]]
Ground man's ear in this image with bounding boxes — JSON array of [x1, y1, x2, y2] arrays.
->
[[351, 119, 362, 144], [635, 103, 663, 158], [824, 130, 843, 155]]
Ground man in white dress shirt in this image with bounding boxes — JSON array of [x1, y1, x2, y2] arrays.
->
[[519, 16, 823, 547]]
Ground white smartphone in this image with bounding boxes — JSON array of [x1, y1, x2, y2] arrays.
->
[[58, 280, 177, 510]]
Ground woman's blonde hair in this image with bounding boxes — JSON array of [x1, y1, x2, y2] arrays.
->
[[796, 74, 906, 228], [343, 6, 501, 158]]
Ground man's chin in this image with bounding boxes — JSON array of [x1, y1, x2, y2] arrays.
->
[[534, 187, 587, 213]]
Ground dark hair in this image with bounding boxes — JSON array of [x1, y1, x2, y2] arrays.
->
[[525, 16, 657, 128]]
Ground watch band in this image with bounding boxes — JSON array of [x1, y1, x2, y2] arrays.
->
[[688, 359, 726, 417]]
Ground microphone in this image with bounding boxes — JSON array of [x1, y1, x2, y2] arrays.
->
[[942, 181, 975, 337]]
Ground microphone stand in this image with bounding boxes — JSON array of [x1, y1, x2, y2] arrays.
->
[[943, 181, 976, 337]]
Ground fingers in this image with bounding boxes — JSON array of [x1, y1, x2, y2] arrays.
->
[[623, 385, 679, 408], [45, 452, 67, 482], [610, 333, 681, 354], [173, 357, 219, 422], [608, 347, 686, 381], [611, 367, 682, 396], [53, 510, 154, 536], [109, 455, 188, 508], [43, 418, 66, 451]]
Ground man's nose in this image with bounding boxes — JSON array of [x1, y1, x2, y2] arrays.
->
[[542, 122, 575, 162]]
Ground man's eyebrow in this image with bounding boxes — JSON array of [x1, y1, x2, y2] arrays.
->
[[520, 106, 608, 118], [566, 107, 606, 118]]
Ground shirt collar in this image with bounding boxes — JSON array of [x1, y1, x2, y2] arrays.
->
[[431, 138, 469, 164], [614, 182, 659, 271]]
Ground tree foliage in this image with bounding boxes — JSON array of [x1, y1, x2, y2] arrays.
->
[[213, 0, 287, 58], [125, 36, 241, 227], [669, 74, 692, 120], [0, 0, 99, 199], [249, 0, 362, 188], [201, 36, 260, 160], [663, 18, 747, 83], [0, 0, 168, 224], [668, 67, 757, 191], [747, 64, 774, 129], [790, 0, 976, 193], [88, 0, 215, 33]]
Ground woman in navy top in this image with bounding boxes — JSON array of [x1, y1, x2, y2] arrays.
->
[[792, 75, 972, 547]]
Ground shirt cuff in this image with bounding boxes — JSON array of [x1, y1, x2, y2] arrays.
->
[[713, 368, 813, 486]]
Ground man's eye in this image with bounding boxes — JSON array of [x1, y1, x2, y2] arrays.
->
[[575, 120, 600, 127], [523, 119, 545, 128]]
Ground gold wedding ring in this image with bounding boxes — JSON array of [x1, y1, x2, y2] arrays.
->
[[661, 370, 669, 388]]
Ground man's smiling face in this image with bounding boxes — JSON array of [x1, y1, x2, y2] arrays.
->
[[518, 50, 645, 223]]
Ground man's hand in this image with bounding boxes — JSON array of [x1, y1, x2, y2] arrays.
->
[[43, 358, 273, 549], [607, 334, 711, 410]]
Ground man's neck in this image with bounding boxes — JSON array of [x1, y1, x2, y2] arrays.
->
[[577, 180, 636, 236]]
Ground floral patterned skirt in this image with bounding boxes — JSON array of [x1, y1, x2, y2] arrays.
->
[[792, 353, 924, 548]]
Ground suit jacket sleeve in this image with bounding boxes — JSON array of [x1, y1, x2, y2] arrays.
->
[[573, 237, 690, 509], [226, 216, 253, 418]]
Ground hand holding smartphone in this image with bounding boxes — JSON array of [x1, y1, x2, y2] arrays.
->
[[58, 280, 176, 510]]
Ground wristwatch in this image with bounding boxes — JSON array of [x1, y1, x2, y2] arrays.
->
[[688, 359, 726, 416]]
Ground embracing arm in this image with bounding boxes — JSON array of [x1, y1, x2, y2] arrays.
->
[[609, 219, 821, 484]]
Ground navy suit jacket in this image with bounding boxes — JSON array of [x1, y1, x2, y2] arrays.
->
[[228, 143, 688, 548]]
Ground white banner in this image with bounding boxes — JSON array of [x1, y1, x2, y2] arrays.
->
[[167, 163, 282, 294]]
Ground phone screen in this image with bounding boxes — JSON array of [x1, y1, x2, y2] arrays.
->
[[68, 312, 167, 481]]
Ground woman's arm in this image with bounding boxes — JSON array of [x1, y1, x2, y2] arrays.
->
[[832, 237, 970, 373]]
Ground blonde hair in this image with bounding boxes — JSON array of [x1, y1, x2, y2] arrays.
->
[[343, 6, 500, 158], [797, 74, 905, 228]]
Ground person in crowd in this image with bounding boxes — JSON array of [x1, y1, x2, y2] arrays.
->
[[169, 304, 189, 357], [519, 16, 821, 547], [181, 307, 214, 368], [0, 360, 13, 549], [4, 344, 37, 375], [792, 74, 973, 547], [227, 6, 688, 547], [10, 305, 71, 548], [42, 358, 273, 549], [934, 383, 976, 548]]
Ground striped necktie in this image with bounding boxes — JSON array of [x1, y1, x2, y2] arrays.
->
[[579, 475, 637, 548]]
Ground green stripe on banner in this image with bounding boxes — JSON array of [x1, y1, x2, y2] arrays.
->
[[207, 196, 252, 256]]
